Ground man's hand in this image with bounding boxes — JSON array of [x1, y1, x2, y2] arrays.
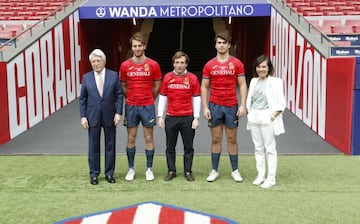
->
[[203, 108, 211, 120], [81, 117, 89, 129], [158, 117, 164, 129], [192, 118, 200, 129], [114, 114, 121, 126], [236, 105, 247, 117]]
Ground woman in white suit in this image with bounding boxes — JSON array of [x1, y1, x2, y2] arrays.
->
[[246, 55, 286, 189]]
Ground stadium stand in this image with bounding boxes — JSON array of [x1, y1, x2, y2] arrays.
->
[[0, 30, 14, 39], [1, 0, 359, 50], [282, 0, 360, 35], [0, 0, 69, 20], [345, 19, 360, 27], [310, 18, 359, 35], [309, 2, 328, 8], [0, 0, 71, 50], [284, 0, 360, 15]]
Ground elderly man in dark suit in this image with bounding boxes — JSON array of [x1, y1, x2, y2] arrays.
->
[[79, 49, 123, 185]]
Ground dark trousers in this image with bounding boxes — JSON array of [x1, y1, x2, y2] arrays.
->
[[88, 119, 116, 178], [165, 116, 195, 173]]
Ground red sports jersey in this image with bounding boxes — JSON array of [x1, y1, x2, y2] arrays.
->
[[202, 56, 245, 106], [160, 72, 200, 117], [120, 58, 162, 106]]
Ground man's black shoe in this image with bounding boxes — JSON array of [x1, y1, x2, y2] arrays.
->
[[105, 175, 116, 184], [90, 176, 98, 185], [164, 171, 176, 181], [185, 172, 195, 181]]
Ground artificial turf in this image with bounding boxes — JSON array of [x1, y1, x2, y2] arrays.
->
[[0, 155, 359, 224]]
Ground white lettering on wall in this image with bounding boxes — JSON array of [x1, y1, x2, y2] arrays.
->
[[313, 51, 326, 137], [287, 26, 296, 112], [40, 31, 56, 119], [54, 24, 68, 110], [295, 35, 304, 121], [7, 55, 27, 137], [25, 43, 43, 127], [68, 14, 81, 101], [271, 10, 327, 138], [6, 11, 81, 138], [107, 5, 255, 18]]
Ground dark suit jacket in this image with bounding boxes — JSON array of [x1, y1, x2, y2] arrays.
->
[[79, 68, 123, 127]]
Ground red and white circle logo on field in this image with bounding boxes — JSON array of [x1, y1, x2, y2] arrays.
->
[[55, 201, 238, 224]]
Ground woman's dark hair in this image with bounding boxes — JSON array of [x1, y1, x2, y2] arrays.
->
[[252, 55, 274, 77]]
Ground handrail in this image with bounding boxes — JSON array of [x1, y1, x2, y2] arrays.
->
[[270, 0, 335, 57], [0, 0, 83, 61]]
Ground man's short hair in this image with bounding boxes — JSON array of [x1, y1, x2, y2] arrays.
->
[[214, 32, 231, 44], [89, 49, 106, 62], [129, 32, 147, 46]]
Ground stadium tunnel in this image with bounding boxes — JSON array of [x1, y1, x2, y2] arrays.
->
[[1, 0, 359, 155], [77, 0, 271, 83]]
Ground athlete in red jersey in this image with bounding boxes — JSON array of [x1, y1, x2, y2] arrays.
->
[[201, 32, 248, 182], [119, 32, 162, 181], [120, 57, 162, 106], [157, 51, 201, 181], [202, 56, 244, 106]]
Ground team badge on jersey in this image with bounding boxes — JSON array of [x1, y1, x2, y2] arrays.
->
[[229, 62, 234, 70], [144, 63, 149, 72], [184, 77, 189, 85]]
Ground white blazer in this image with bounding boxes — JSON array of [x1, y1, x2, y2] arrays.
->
[[246, 76, 286, 135]]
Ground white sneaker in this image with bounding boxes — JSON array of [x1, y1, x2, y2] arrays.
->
[[252, 176, 265, 186], [206, 169, 219, 182], [231, 169, 243, 182], [125, 168, 135, 181], [261, 178, 276, 189], [145, 168, 155, 181]]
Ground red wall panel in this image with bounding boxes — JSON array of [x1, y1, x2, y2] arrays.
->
[[326, 57, 355, 154], [0, 62, 10, 144]]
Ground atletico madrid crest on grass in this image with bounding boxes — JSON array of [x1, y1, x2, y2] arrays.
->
[[55, 201, 239, 224]]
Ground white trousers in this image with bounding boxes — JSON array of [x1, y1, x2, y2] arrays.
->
[[249, 122, 277, 180]]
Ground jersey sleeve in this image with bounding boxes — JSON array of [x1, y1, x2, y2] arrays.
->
[[202, 61, 211, 79], [191, 74, 201, 96], [153, 61, 163, 81], [236, 59, 245, 77], [119, 62, 127, 81], [159, 73, 170, 95]]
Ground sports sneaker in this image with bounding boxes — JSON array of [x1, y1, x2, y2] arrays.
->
[[125, 168, 135, 181], [145, 168, 155, 181], [206, 169, 219, 182], [231, 169, 243, 182], [252, 176, 265, 186]]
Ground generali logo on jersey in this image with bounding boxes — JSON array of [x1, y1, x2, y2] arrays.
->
[[55, 201, 239, 224]]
